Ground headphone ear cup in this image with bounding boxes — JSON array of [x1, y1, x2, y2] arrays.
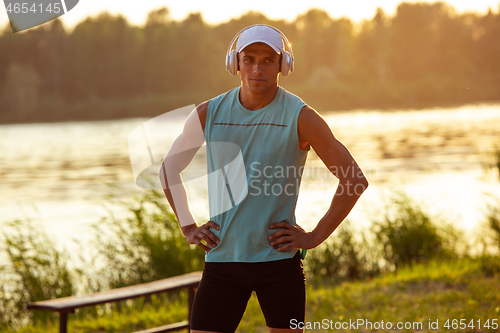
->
[[225, 52, 231, 73], [227, 50, 238, 75], [281, 51, 292, 76], [233, 51, 239, 75]]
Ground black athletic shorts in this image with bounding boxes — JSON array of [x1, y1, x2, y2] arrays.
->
[[190, 251, 306, 332]]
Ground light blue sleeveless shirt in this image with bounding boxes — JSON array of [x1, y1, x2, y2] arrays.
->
[[204, 86, 308, 262]]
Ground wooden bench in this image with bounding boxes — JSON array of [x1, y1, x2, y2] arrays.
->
[[27, 271, 202, 333]]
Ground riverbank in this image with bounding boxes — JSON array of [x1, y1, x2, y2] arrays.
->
[[7, 257, 500, 333], [1, 84, 499, 126]]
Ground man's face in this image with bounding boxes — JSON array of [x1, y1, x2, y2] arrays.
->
[[238, 42, 281, 94]]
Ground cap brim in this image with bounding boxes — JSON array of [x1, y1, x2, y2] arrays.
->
[[237, 40, 281, 54]]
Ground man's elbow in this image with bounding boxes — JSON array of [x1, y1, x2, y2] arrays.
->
[[158, 160, 168, 189], [161, 158, 182, 175], [357, 176, 369, 195], [158, 159, 181, 189], [349, 175, 368, 197], [362, 177, 369, 190]]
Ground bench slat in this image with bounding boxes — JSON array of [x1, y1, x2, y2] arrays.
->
[[133, 321, 189, 333], [27, 271, 202, 312]]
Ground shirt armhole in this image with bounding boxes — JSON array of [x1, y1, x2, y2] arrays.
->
[[296, 104, 310, 152]]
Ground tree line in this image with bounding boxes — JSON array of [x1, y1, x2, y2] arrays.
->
[[0, 1, 499, 123]]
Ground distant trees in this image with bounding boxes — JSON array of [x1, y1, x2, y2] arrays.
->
[[0, 2, 499, 123]]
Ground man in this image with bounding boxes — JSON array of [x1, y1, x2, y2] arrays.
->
[[160, 24, 368, 333]]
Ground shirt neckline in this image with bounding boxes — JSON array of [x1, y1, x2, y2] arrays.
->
[[235, 86, 282, 114]]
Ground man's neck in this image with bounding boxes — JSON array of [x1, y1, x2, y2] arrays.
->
[[239, 85, 279, 111]]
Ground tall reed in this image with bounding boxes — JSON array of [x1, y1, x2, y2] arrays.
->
[[304, 220, 380, 282], [0, 219, 74, 330], [371, 191, 461, 272]]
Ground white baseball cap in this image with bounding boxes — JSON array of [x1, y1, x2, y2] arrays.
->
[[235, 25, 284, 54]]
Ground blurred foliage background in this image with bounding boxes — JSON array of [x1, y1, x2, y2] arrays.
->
[[0, 1, 499, 124]]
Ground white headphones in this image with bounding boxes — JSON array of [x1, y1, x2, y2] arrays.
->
[[225, 24, 294, 77]]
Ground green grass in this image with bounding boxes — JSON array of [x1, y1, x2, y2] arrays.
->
[[7, 258, 499, 333], [303, 259, 500, 332]]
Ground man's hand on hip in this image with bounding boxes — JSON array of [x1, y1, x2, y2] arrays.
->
[[268, 221, 316, 251], [182, 221, 220, 252]]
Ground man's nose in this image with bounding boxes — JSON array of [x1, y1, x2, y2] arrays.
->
[[252, 61, 264, 74]]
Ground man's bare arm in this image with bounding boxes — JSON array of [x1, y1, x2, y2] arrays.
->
[[268, 105, 369, 250], [159, 101, 220, 251]]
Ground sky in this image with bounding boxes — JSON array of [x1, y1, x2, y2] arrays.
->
[[1, 0, 499, 32]]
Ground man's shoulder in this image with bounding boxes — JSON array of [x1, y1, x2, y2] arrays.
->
[[279, 86, 306, 104], [196, 101, 209, 116], [298, 105, 319, 121], [204, 87, 239, 112], [197, 87, 239, 128], [278, 87, 308, 114], [297, 105, 328, 140], [211, 87, 240, 103]]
